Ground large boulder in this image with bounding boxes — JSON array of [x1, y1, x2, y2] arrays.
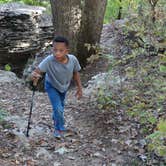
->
[[0, 70, 20, 83], [0, 2, 54, 76]]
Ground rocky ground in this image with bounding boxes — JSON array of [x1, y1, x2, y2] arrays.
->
[[0, 67, 148, 166], [1, 18, 164, 166]]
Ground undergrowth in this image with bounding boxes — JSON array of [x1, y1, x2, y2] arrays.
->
[[97, 0, 166, 163]]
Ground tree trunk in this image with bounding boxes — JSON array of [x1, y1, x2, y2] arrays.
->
[[50, 0, 81, 53], [117, 0, 122, 19], [50, 0, 107, 66], [148, 0, 159, 23], [77, 0, 107, 66]]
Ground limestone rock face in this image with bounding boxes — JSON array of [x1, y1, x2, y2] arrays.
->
[[0, 70, 20, 83], [0, 3, 54, 75]]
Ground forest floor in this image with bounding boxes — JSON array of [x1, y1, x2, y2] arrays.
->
[[1, 19, 165, 165], [0, 57, 148, 166]]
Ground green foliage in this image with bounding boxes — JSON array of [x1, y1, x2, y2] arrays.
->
[[159, 65, 166, 73], [104, 0, 142, 23], [0, 0, 12, 3], [146, 119, 166, 158], [84, 43, 102, 63], [98, 0, 166, 162], [0, 109, 8, 122], [104, 0, 120, 23], [0, 0, 50, 8], [0, 109, 11, 129], [157, 119, 166, 132], [4, 64, 11, 71], [97, 88, 120, 110]]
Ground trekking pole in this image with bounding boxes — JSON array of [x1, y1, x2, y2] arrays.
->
[[26, 82, 37, 137]]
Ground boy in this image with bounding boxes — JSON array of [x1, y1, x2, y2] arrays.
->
[[31, 36, 82, 138]]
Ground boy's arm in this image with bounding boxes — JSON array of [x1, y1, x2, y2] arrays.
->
[[73, 71, 83, 99], [31, 68, 43, 86]]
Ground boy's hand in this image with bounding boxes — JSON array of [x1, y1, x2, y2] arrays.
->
[[73, 72, 82, 100], [31, 69, 42, 85], [75, 88, 83, 100], [31, 71, 41, 81]]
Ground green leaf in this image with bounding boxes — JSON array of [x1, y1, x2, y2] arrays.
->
[[158, 120, 166, 132], [0, 109, 8, 122], [159, 65, 166, 73], [148, 115, 157, 124], [146, 131, 161, 139], [4, 64, 11, 71], [157, 146, 166, 156]]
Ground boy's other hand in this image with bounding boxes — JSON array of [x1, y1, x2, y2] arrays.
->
[[30, 70, 42, 89], [75, 88, 83, 100], [31, 71, 41, 80]]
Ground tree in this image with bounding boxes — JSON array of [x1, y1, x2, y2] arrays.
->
[[117, 0, 122, 19], [148, 0, 159, 23], [50, 0, 107, 66]]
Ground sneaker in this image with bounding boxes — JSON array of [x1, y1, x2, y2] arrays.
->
[[54, 130, 61, 139], [59, 127, 66, 131], [59, 129, 74, 137]]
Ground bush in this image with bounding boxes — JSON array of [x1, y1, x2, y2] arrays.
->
[[146, 119, 166, 158]]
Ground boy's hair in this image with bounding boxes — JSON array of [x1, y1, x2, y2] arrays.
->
[[53, 36, 69, 47]]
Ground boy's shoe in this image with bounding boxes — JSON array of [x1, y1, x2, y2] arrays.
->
[[54, 130, 61, 139], [59, 127, 66, 131], [59, 129, 74, 137]]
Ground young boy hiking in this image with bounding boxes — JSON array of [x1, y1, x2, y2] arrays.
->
[[31, 36, 83, 138]]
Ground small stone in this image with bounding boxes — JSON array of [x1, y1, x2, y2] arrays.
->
[[54, 147, 69, 155], [111, 163, 117, 166], [117, 150, 122, 154], [138, 154, 147, 162], [102, 148, 106, 152], [67, 156, 76, 160], [139, 139, 147, 148], [36, 147, 52, 160], [125, 140, 132, 146], [93, 152, 104, 158], [54, 161, 61, 166], [2, 153, 11, 158], [111, 139, 118, 144]]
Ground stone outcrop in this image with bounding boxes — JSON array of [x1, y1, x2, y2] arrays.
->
[[0, 3, 54, 75], [0, 70, 20, 83]]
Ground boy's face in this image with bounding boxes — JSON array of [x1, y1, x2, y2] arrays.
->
[[53, 42, 69, 60]]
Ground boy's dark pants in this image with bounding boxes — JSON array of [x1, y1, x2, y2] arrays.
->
[[45, 81, 66, 131]]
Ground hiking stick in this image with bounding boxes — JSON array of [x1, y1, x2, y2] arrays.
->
[[26, 83, 36, 137]]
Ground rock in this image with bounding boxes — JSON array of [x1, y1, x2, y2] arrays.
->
[[4, 115, 51, 137], [4, 115, 27, 132], [111, 139, 118, 144], [84, 72, 125, 97], [0, 70, 20, 83], [63, 159, 74, 166], [12, 130, 31, 149], [67, 156, 76, 160], [36, 147, 52, 160], [54, 147, 70, 155], [53, 162, 62, 166], [111, 164, 117, 166], [125, 140, 132, 146], [138, 154, 147, 162], [100, 19, 133, 57], [22, 50, 51, 91], [29, 126, 46, 137], [139, 139, 147, 148], [93, 152, 104, 158], [0, 2, 54, 75]]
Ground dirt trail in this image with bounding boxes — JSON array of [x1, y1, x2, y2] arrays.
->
[[0, 70, 144, 166]]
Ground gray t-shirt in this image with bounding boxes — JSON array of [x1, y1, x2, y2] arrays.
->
[[38, 54, 81, 93]]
